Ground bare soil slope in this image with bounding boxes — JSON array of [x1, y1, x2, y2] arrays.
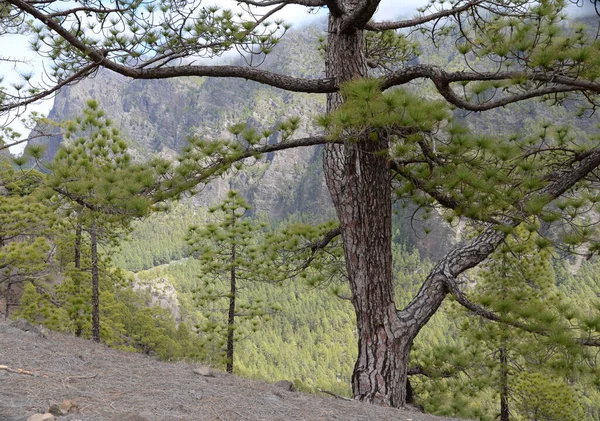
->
[[0, 319, 468, 421]]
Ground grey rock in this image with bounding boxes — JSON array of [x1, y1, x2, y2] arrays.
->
[[9, 319, 46, 338], [274, 380, 295, 391]]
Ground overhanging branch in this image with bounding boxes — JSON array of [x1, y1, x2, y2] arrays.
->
[[381, 65, 600, 111], [239, 0, 326, 6], [5, 0, 337, 96], [366, 0, 485, 31], [452, 285, 600, 347], [398, 145, 600, 339], [190, 135, 334, 186]]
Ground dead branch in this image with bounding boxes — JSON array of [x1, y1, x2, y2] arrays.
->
[[0, 364, 48, 378], [317, 388, 353, 401]]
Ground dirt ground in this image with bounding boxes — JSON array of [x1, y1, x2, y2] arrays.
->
[[0, 319, 471, 421]]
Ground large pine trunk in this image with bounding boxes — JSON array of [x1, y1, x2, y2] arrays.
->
[[323, 10, 414, 407]]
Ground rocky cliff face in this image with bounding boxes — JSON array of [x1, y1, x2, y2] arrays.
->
[[29, 26, 333, 220]]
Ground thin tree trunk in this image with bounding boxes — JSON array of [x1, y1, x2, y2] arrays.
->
[[91, 220, 100, 343], [226, 242, 236, 374], [500, 347, 510, 421], [74, 223, 83, 337], [3, 281, 11, 320], [75, 223, 82, 269]]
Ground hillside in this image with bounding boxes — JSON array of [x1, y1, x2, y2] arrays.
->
[[0, 318, 470, 421]]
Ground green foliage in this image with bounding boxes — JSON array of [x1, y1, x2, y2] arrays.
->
[[365, 30, 420, 70], [16, 262, 202, 361], [112, 203, 207, 271], [262, 219, 345, 290], [513, 372, 585, 421], [187, 190, 276, 371], [44, 100, 154, 224], [321, 77, 600, 257], [417, 225, 595, 419], [319, 79, 449, 140], [14, 283, 62, 326], [0, 159, 54, 318]]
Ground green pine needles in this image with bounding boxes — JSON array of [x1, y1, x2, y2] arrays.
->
[[187, 190, 276, 373]]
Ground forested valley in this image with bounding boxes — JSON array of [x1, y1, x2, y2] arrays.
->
[[3, 0, 600, 419]]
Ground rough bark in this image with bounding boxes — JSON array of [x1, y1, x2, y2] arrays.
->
[[91, 221, 100, 343], [324, 3, 413, 407]]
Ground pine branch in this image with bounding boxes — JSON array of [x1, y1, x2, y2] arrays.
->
[[452, 286, 600, 347], [398, 145, 600, 338], [4, 0, 335, 97], [407, 365, 456, 378], [187, 135, 333, 187], [0, 63, 98, 114], [298, 226, 342, 271], [239, 0, 326, 6], [390, 161, 461, 212], [366, 0, 485, 31]]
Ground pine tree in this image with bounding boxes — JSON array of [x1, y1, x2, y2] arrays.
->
[[41, 100, 154, 341], [187, 190, 275, 373]]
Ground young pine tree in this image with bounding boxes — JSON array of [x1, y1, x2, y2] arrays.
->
[[444, 225, 586, 420], [0, 160, 54, 319], [42, 100, 153, 342], [187, 190, 275, 373]]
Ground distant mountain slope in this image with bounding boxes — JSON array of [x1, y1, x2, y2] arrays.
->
[[29, 26, 332, 220]]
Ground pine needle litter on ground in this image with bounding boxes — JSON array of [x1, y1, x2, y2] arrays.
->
[[0, 319, 470, 421]]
